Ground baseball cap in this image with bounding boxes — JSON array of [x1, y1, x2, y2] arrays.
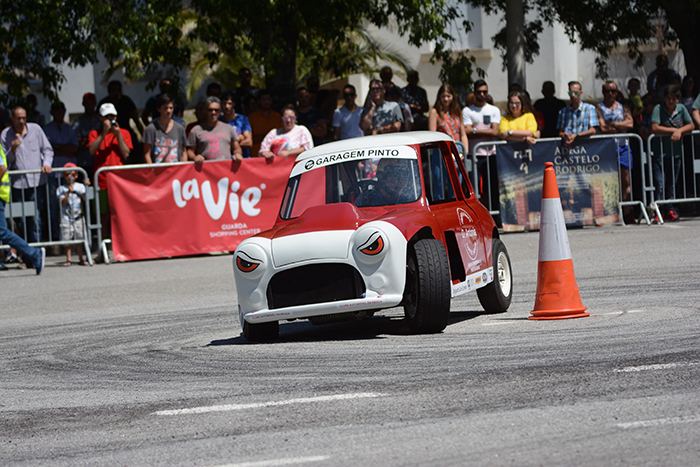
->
[[99, 103, 118, 117], [82, 93, 96, 103], [64, 162, 77, 168]]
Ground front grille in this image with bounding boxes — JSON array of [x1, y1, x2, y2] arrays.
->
[[267, 264, 365, 310]]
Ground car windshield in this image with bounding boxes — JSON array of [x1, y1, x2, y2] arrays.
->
[[280, 151, 422, 219]]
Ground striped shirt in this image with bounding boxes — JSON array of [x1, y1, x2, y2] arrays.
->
[[557, 103, 599, 135]]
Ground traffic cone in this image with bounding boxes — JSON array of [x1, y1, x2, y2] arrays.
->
[[529, 161, 589, 320]]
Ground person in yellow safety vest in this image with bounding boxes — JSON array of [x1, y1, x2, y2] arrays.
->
[[0, 146, 45, 274]]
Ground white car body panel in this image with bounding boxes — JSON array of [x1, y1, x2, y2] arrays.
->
[[271, 231, 353, 267], [234, 221, 409, 325]]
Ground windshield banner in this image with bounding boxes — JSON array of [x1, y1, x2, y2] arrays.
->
[[107, 157, 295, 261], [291, 145, 417, 177], [496, 138, 620, 231]]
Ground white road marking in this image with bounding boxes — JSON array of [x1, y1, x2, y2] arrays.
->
[[482, 321, 513, 326], [599, 309, 645, 316], [214, 456, 330, 467], [617, 415, 700, 429], [614, 362, 699, 373], [153, 392, 385, 416]]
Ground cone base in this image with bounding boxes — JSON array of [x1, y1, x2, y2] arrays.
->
[[528, 311, 590, 320]]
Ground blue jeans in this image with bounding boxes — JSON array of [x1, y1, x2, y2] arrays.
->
[[652, 156, 681, 213], [1, 200, 42, 267], [11, 186, 46, 243]]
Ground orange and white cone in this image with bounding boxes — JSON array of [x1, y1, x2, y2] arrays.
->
[[529, 161, 589, 320]]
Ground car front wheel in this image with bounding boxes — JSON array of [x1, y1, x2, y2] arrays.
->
[[403, 239, 451, 333], [477, 238, 512, 313], [243, 320, 279, 342]]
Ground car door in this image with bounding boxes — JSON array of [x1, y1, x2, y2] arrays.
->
[[420, 142, 489, 287]]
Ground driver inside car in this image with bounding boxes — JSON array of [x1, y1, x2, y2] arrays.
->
[[355, 158, 419, 206]]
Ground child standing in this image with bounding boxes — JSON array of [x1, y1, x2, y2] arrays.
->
[[627, 78, 643, 120], [57, 162, 89, 265]]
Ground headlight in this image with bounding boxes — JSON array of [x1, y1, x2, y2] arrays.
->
[[353, 228, 388, 264], [234, 243, 267, 279]]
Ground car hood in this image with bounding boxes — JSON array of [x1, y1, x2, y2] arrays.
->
[[264, 203, 402, 267]]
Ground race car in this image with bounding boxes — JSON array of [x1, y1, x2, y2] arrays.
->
[[233, 132, 512, 341]]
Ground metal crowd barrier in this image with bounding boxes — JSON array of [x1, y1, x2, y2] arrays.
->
[[646, 131, 700, 224], [2, 166, 94, 265], [93, 161, 191, 263], [471, 133, 652, 226]]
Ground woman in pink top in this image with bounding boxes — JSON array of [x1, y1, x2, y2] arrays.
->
[[428, 84, 469, 154], [259, 105, 314, 158]]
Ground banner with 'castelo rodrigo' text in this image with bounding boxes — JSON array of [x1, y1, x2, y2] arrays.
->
[[107, 157, 295, 261]]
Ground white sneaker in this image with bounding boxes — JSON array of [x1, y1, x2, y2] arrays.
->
[[36, 247, 46, 275]]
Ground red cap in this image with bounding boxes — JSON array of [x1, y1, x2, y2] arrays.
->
[[82, 93, 96, 103], [64, 162, 77, 168]]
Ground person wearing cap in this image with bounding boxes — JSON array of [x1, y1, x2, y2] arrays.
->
[[88, 102, 133, 239], [44, 101, 79, 243], [0, 106, 53, 246], [97, 80, 144, 137], [56, 162, 88, 266], [0, 143, 45, 274], [72, 93, 101, 179]]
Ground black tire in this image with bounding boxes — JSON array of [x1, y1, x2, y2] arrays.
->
[[477, 238, 513, 313], [404, 239, 451, 333], [242, 320, 279, 342]]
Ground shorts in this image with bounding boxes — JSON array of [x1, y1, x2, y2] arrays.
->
[[99, 189, 110, 214], [60, 217, 86, 241], [618, 145, 632, 170]]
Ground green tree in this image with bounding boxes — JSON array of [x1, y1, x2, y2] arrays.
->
[[0, 0, 188, 104], [471, 0, 700, 81], [185, 25, 413, 101], [191, 0, 477, 101]]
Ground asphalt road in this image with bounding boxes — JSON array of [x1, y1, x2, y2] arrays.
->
[[1, 219, 699, 466]]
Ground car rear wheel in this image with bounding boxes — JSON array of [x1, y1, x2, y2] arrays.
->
[[477, 238, 512, 313], [243, 320, 279, 342], [404, 239, 451, 333]]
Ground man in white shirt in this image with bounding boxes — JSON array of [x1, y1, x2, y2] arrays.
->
[[462, 80, 501, 209], [332, 85, 364, 140], [462, 79, 501, 156]]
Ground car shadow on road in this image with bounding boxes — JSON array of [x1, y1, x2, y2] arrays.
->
[[208, 309, 488, 345]]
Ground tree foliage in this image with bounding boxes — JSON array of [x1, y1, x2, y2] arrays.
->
[[0, 0, 188, 105], [470, 0, 700, 81], [3, 0, 699, 108], [192, 0, 477, 99]]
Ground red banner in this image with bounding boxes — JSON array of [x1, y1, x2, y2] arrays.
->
[[106, 157, 296, 261]]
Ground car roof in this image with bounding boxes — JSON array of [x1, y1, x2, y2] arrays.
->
[[295, 131, 454, 163]]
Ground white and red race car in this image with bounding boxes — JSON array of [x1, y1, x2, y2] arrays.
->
[[233, 132, 512, 341]]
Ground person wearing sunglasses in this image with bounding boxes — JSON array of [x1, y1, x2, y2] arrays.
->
[[557, 81, 599, 147], [360, 79, 404, 135], [463, 79, 501, 204], [596, 81, 634, 221], [187, 96, 242, 165], [259, 105, 313, 159], [332, 85, 364, 140]]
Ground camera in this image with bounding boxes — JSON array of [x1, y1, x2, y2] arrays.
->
[[109, 119, 117, 127]]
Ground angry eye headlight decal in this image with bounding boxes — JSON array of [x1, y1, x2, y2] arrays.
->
[[354, 229, 388, 264], [234, 244, 267, 279], [237, 255, 260, 272]]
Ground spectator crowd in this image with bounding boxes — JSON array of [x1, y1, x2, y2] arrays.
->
[[1, 55, 700, 271]]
